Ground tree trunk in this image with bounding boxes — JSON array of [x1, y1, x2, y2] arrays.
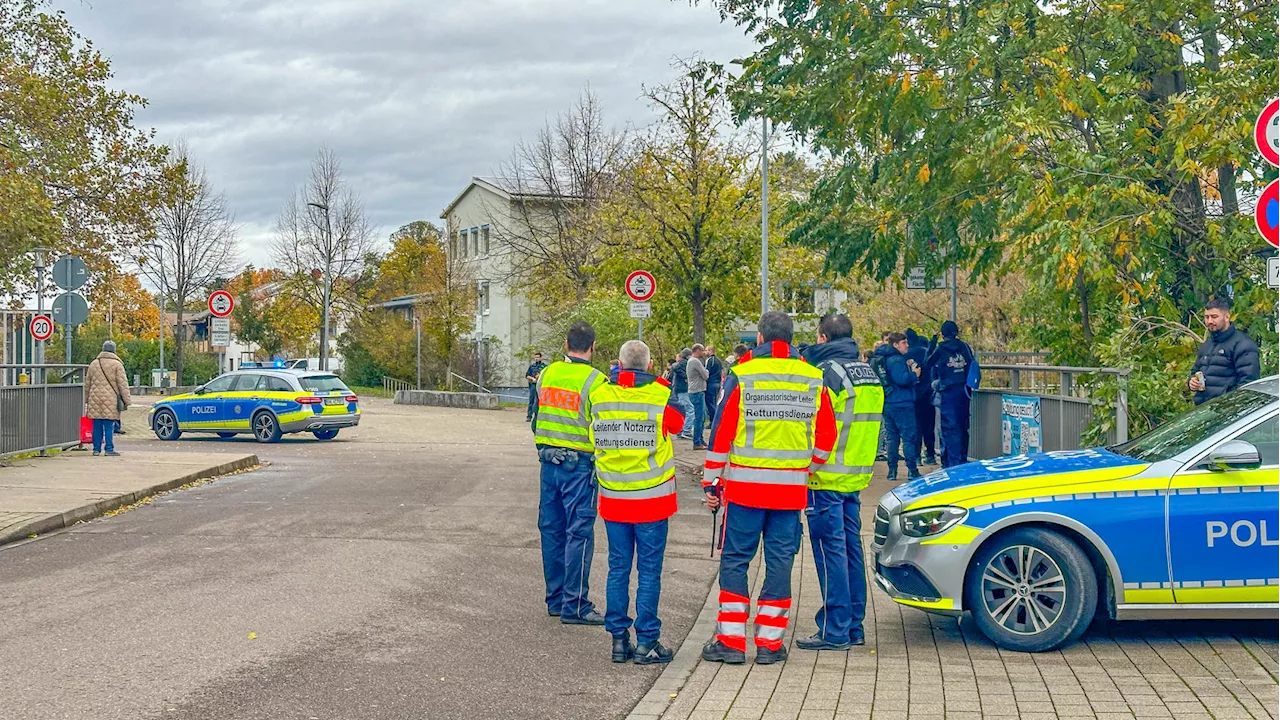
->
[[691, 288, 708, 345], [175, 306, 185, 383], [1074, 267, 1094, 348], [1200, 20, 1238, 216]]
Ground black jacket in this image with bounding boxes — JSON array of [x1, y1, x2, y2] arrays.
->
[[1191, 325, 1261, 404], [802, 337, 865, 393], [672, 358, 689, 394], [704, 355, 723, 388], [872, 344, 917, 406], [925, 338, 975, 393], [906, 337, 931, 401]]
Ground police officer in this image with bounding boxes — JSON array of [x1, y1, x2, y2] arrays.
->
[[589, 340, 687, 664], [534, 321, 607, 624], [525, 352, 547, 422], [925, 320, 976, 468], [701, 311, 838, 665], [795, 313, 883, 650]]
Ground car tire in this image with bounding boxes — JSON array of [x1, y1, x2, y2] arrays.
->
[[153, 409, 182, 441], [965, 527, 1097, 653], [251, 411, 282, 444], [216, 432, 237, 439], [312, 429, 339, 440]]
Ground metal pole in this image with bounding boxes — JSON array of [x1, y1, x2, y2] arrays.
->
[[35, 254, 45, 384], [321, 213, 333, 372], [637, 318, 644, 342], [949, 264, 958, 322], [1116, 372, 1129, 443], [415, 317, 422, 390], [760, 118, 770, 315], [477, 339, 485, 391], [64, 260, 73, 366], [157, 244, 165, 386]]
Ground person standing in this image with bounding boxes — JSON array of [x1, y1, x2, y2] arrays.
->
[[701, 312, 838, 666], [609, 359, 621, 384], [686, 344, 710, 449], [1188, 297, 1261, 404], [798, 314, 883, 650], [703, 345, 723, 426], [85, 340, 131, 457], [533, 322, 607, 625], [589, 340, 686, 664], [873, 333, 921, 481], [905, 329, 936, 464], [525, 352, 547, 423], [672, 348, 693, 439], [925, 321, 976, 468]]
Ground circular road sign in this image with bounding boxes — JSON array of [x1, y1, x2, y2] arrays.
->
[[51, 292, 89, 327], [625, 270, 656, 302], [1256, 99, 1280, 168], [51, 255, 88, 291], [208, 289, 235, 318], [29, 314, 54, 341], [1256, 179, 1279, 248]]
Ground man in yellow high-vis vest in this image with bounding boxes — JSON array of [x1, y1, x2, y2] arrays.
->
[[534, 321, 607, 625], [797, 313, 884, 650]]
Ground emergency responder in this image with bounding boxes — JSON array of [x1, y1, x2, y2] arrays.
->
[[534, 321, 607, 625], [798, 314, 883, 649], [589, 340, 687, 664], [925, 320, 976, 467], [701, 311, 838, 665]]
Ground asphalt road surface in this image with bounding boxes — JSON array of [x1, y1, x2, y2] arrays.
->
[[1, 398, 720, 720]]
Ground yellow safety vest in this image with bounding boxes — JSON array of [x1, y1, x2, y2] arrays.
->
[[588, 381, 677, 519], [534, 360, 604, 452], [810, 359, 884, 493], [727, 355, 825, 472]]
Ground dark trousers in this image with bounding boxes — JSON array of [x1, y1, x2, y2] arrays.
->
[[939, 388, 972, 468], [537, 447, 597, 618], [705, 385, 720, 426], [915, 397, 936, 461], [604, 518, 668, 644], [527, 385, 538, 420], [91, 418, 116, 453], [689, 391, 706, 446], [883, 403, 919, 479], [720, 503, 801, 601], [806, 489, 866, 643]]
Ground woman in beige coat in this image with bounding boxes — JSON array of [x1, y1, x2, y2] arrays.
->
[[85, 340, 132, 456]]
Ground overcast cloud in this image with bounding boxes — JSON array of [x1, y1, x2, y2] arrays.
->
[[58, 0, 754, 266]]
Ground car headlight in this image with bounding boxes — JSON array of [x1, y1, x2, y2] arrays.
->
[[899, 506, 968, 538]]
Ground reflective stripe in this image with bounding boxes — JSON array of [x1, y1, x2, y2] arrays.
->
[[812, 447, 832, 462], [706, 450, 729, 463], [596, 459, 676, 484], [716, 621, 746, 637], [756, 604, 790, 617], [703, 466, 724, 484], [539, 412, 591, 428], [592, 401, 661, 415], [755, 624, 786, 641], [738, 372, 823, 387], [719, 602, 749, 614], [537, 429, 591, 443], [846, 413, 881, 422], [724, 466, 809, 485], [818, 464, 874, 476], [731, 445, 814, 461], [599, 478, 676, 500]]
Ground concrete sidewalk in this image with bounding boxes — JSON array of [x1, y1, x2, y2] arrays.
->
[[0, 449, 260, 545]]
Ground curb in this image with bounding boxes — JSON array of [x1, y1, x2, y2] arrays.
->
[[624, 575, 719, 720], [0, 454, 260, 547]]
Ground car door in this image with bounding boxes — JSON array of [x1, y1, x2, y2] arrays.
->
[[221, 374, 267, 430], [1168, 412, 1280, 604], [179, 374, 236, 426]]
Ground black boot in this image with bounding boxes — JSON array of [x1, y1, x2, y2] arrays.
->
[[633, 640, 674, 665], [562, 609, 605, 626], [700, 639, 746, 664], [611, 632, 635, 663], [755, 645, 788, 665]]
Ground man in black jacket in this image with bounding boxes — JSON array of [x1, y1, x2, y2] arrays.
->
[[904, 329, 936, 465], [703, 345, 723, 425], [1189, 298, 1261, 405], [925, 321, 976, 468]]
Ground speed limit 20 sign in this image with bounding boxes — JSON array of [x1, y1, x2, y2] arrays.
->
[[29, 314, 54, 341], [625, 271, 656, 302], [208, 290, 235, 318]]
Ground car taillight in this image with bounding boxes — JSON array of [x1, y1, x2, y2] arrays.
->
[[297, 396, 321, 404], [345, 395, 358, 402]]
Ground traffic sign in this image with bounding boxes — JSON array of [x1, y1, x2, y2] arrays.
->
[[51, 292, 89, 326], [625, 270, 656, 302], [210, 317, 231, 347], [1267, 256, 1279, 288], [1256, 99, 1279, 167], [629, 301, 652, 319], [29, 314, 54, 341], [905, 265, 947, 290], [1256, 179, 1279, 247], [51, 255, 87, 291], [208, 289, 235, 318]]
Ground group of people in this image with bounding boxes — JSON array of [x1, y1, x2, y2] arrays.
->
[[530, 311, 890, 665]]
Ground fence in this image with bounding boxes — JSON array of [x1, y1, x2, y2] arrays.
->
[[968, 364, 1129, 461], [0, 383, 85, 458], [382, 376, 415, 396]]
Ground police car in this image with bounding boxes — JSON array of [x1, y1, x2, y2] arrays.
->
[[148, 369, 360, 443], [873, 376, 1278, 652]]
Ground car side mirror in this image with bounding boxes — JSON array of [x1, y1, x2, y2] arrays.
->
[[193, 386, 206, 395], [1202, 440, 1261, 472]]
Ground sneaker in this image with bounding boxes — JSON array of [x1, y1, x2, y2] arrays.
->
[[849, 628, 866, 646], [634, 640, 674, 665], [755, 645, 788, 665], [92, 450, 101, 457], [561, 610, 606, 626], [700, 639, 746, 664], [886, 476, 898, 483], [924, 455, 937, 465], [907, 474, 923, 481], [795, 634, 852, 651], [105, 451, 122, 457]]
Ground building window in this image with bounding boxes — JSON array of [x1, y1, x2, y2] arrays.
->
[[481, 225, 490, 254], [471, 227, 480, 255], [478, 281, 490, 315], [458, 230, 468, 257]]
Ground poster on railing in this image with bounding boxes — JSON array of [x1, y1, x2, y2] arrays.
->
[[1001, 395, 1042, 455]]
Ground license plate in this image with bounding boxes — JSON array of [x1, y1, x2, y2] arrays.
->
[[324, 398, 344, 406]]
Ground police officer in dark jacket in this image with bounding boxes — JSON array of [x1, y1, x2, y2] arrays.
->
[[525, 352, 547, 422], [925, 321, 976, 468], [873, 333, 922, 481], [904, 329, 936, 464], [1188, 297, 1261, 404]]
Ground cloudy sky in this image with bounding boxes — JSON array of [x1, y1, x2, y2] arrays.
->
[[59, 0, 756, 266]]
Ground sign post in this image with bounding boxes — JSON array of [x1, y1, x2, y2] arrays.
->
[[208, 290, 235, 374], [625, 270, 656, 341], [29, 315, 54, 342], [52, 255, 87, 366]]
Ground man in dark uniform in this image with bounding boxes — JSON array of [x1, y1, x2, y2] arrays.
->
[[525, 352, 547, 422], [925, 321, 976, 468]]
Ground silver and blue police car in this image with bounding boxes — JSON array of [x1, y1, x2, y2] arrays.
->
[[148, 368, 361, 443], [873, 376, 1278, 652]]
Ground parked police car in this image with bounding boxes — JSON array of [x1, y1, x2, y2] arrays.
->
[[873, 376, 1278, 652], [148, 369, 360, 443]]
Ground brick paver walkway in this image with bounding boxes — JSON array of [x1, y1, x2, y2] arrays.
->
[[634, 469, 1279, 720]]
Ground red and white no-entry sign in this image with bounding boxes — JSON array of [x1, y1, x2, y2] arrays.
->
[[625, 270, 656, 302], [29, 314, 54, 341], [208, 290, 235, 318], [1256, 99, 1279, 167]]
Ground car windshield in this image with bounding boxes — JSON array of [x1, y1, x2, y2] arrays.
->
[[299, 374, 349, 393], [1112, 387, 1275, 462]]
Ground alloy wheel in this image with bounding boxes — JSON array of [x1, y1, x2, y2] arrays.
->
[[254, 414, 276, 441], [980, 544, 1067, 635]]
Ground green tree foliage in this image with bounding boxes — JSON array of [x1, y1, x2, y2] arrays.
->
[[0, 0, 168, 295]]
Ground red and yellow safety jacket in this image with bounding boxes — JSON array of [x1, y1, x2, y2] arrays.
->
[[589, 371, 687, 523]]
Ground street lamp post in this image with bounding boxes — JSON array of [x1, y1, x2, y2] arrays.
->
[[307, 202, 334, 372], [146, 242, 167, 386], [32, 247, 50, 383], [413, 314, 422, 390], [760, 118, 770, 315]]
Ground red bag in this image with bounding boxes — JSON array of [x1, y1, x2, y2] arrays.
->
[[80, 416, 93, 444]]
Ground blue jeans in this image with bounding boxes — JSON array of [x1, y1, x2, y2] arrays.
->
[[689, 391, 706, 446], [883, 403, 919, 479], [676, 393, 694, 436], [91, 418, 116, 453], [537, 447, 598, 618], [939, 388, 971, 468], [719, 503, 801, 601], [806, 489, 866, 643], [604, 518, 669, 644]]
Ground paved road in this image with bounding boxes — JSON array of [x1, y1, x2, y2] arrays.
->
[[1, 399, 720, 720]]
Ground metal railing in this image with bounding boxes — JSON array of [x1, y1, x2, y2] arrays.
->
[[969, 364, 1129, 461], [0, 383, 85, 458], [382, 376, 415, 395], [448, 372, 491, 394]]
